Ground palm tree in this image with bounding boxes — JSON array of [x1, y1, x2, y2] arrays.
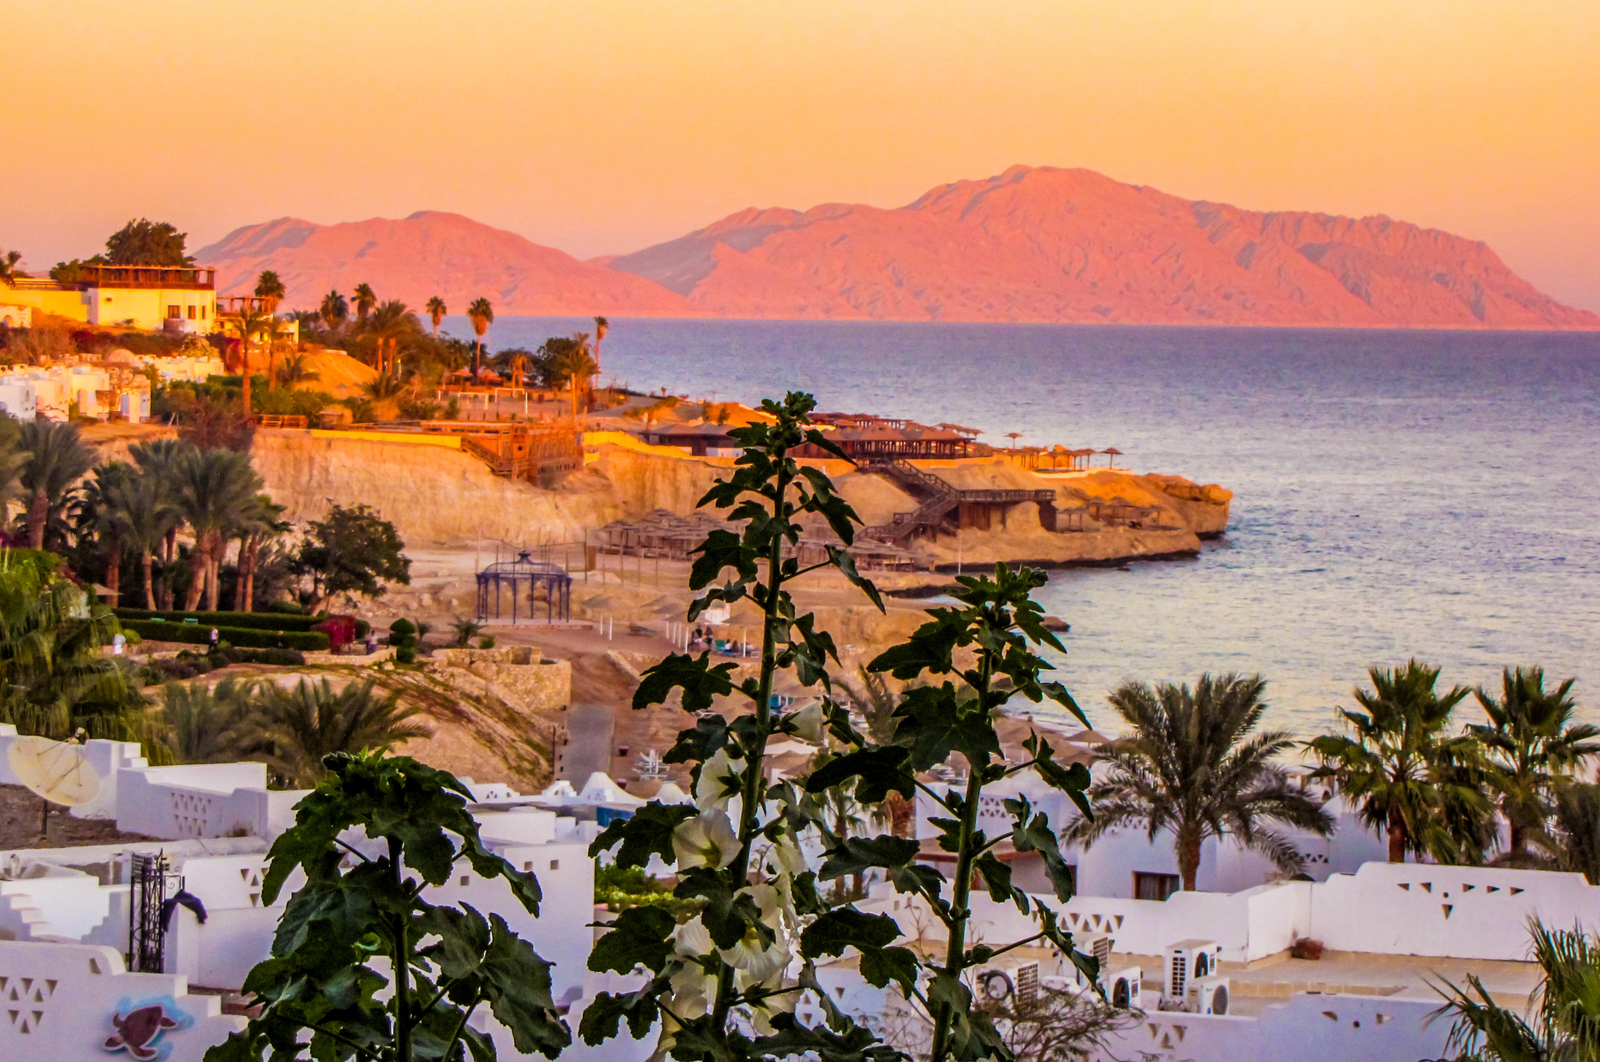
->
[[466, 297, 494, 380], [108, 470, 178, 609], [277, 352, 321, 388], [0, 415, 30, 521], [426, 296, 447, 337], [128, 438, 194, 606], [366, 300, 420, 375], [593, 315, 609, 374], [451, 617, 484, 647], [161, 676, 256, 763], [262, 314, 296, 390], [254, 270, 286, 313], [75, 462, 139, 602], [1067, 674, 1332, 891], [0, 563, 126, 740], [0, 249, 24, 283], [1308, 660, 1491, 864], [173, 447, 264, 611], [19, 420, 95, 549], [224, 305, 274, 418], [245, 677, 429, 788], [1434, 922, 1600, 1060], [1469, 668, 1600, 865], [1537, 783, 1600, 884], [320, 290, 349, 331], [231, 492, 286, 612], [352, 282, 377, 323]]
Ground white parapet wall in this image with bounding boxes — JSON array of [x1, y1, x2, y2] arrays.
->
[[1087, 993, 1448, 1062], [114, 763, 307, 841], [0, 940, 243, 1061], [871, 858, 1600, 965]]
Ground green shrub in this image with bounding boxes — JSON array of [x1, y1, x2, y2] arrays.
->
[[395, 647, 416, 665], [477, 635, 496, 650], [400, 634, 418, 649], [354, 619, 371, 639], [265, 600, 307, 615], [114, 607, 322, 632], [119, 619, 329, 651], [389, 619, 416, 636], [121, 628, 142, 645]]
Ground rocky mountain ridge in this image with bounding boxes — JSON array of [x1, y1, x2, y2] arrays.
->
[[197, 167, 1598, 329]]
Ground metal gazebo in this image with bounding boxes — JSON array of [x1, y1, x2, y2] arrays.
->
[[475, 551, 572, 624]]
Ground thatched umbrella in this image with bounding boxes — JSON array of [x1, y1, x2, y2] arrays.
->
[[1102, 447, 1123, 468]]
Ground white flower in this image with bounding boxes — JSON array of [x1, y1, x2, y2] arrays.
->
[[719, 884, 793, 981], [742, 971, 799, 1035], [695, 747, 745, 811], [788, 701, 827, 745], [673, 810, 741, 870], [769, 831, 807, 879], [646, 1027, 676, 1062]]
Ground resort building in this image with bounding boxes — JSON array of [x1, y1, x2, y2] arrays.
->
[[0, 266, 217, 331]]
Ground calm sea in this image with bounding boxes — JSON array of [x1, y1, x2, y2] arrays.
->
[[447, 316, 1600, 739]]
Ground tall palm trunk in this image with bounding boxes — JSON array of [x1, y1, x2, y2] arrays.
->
[[105, 531, 122, 601], [26, 487, 48, 548], [1388, 813, 1407, 862], [184, 537, 209, 611], [241, 342, 252, 421], [1178, 827, 1203, 891], [241, 533, 259, 612], [160, 527, 178, 608], [204, 531, 224, 612], [141, 550, 156, 609]]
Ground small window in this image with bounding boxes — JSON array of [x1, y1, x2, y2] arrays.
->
[[523, 861, 533, 872], [166, 304, 180, 319], [618, 747, 629, 757], [187, 305, 196, 319], [549, 859, 560, 871], [459, 874, 470, 887], [200, 304, 207, 319], [1134, 872, 1180, 902]]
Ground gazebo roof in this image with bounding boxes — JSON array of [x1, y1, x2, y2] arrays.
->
[[478, 550, 570, 578]]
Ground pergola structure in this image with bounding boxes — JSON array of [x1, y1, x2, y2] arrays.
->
[[475, 551, 572, 624]]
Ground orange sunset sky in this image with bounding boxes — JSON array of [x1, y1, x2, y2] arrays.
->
[[6, 0, 1599, 311]]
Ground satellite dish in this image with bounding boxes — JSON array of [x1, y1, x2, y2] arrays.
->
[[9, 736, 101, 807]]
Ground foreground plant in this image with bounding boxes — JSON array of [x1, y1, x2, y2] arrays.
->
[[209, 751, 570, 1062], [1432, 920, 1600, 1060], [583, 391, 1099, 1062]]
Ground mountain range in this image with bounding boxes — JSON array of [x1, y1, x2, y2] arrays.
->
[[196, 166, 1599, 330]]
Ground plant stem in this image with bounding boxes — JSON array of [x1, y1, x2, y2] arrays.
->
[[389, 835, 412, 1062], [928, 646, 994, 1062], [711, 463, 790, 1027]]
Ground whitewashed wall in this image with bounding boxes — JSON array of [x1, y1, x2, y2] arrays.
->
[[1087, 993, 1447, 1062], [114, 764, 306, 841], [0, 941, 243, 1062]]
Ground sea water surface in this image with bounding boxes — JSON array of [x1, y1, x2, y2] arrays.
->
[[448, 317, 1600, 737]]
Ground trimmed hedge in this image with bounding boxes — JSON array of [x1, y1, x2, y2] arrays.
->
[[114, 607, 323, 632], [119, 618, 329, 651]]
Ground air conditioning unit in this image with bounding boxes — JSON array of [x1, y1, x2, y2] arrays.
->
[[976, 960, 1040, 1007], [1106, 967, 1143, 1010], [1186, 974, 1230, 1015], [1046, 932, 1114, 992], [1162, 940, 1223, 1005]]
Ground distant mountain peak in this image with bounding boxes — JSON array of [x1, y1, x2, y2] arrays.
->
[[197, 168, 1597, 328]]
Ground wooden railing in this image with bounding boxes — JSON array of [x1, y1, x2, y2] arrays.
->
[[253, 415, 308, 429], [860, 457, 1059, 542]]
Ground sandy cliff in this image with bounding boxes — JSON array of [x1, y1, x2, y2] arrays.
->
[[250, 433, 1231, 568]]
